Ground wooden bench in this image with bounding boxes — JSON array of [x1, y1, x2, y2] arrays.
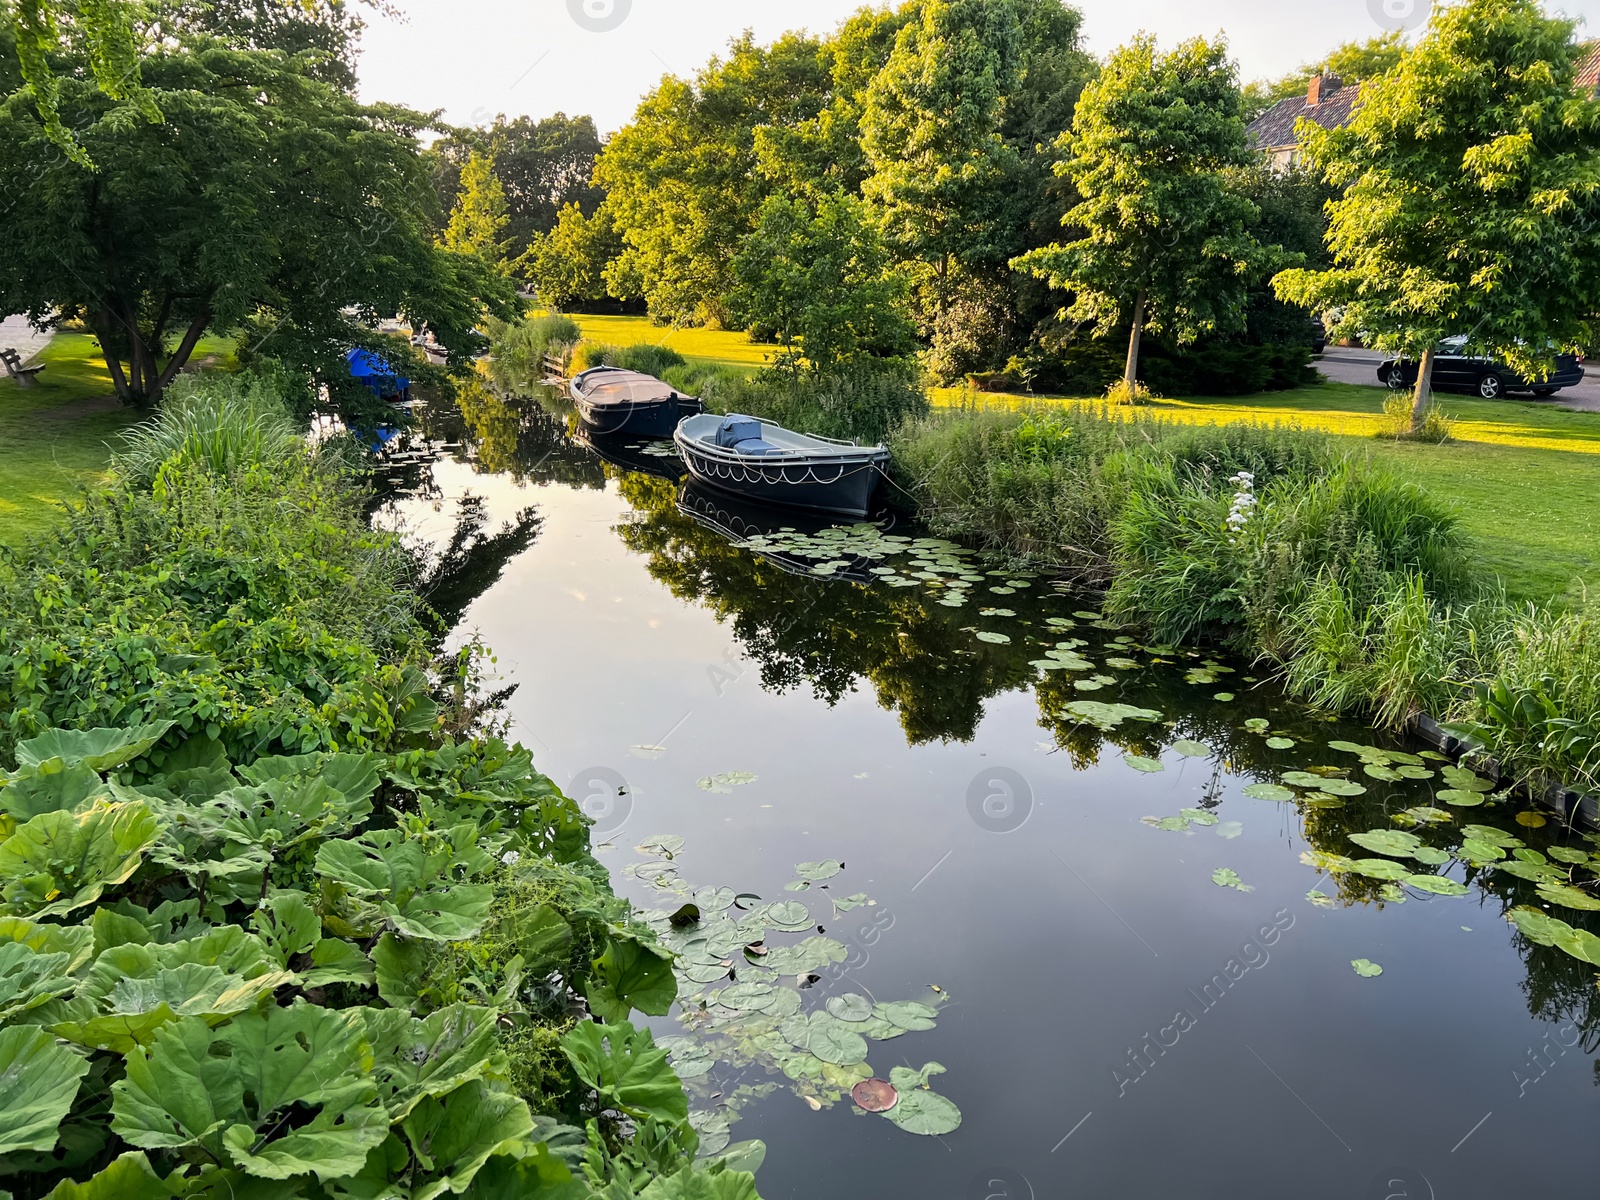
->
[[1, 348, 45, 388]]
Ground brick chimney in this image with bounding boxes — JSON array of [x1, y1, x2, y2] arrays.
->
[[1306, 72, 1343, 107]]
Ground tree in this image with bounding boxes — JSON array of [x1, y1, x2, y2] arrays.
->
[[0, 0, 160, 165], [0, 28, 517, 408], [1274, 0, 1600, 430], [441, 150, 510, 266], [727, 191, 916, 374], [596, 32, 833, 324], [1242, 33, 1406, 121], [427, 112, 605, 257], [523, 201, 622, 310], [860, 0, 1025, 303], [1015, 34, 1271, 391]]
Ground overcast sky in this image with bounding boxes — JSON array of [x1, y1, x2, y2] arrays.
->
[[356, 0, 1600, 134]]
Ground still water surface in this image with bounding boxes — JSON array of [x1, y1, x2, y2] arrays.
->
[[377, 393, 1599, 1199]]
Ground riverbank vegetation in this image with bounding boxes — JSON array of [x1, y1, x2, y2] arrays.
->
[[0, 376, 755, 1198]]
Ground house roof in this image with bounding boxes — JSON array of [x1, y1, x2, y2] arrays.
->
[[1246, 83, 1362, 151], [1578, 41, 1600, 94]]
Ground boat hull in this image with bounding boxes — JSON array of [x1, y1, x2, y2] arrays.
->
[[573, 394, 691, 437], [675, 440, 888, 518]]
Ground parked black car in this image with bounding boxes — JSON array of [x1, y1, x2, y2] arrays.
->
[[1309, 318, 1327, 355], [1378, 335, 1584, 399]]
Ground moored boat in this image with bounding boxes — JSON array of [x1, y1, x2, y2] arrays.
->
[[673, 413, 890, 518], [570, 366, 702, 437]]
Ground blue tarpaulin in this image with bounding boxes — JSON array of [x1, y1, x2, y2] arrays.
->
[[346, 347, 410, 401]]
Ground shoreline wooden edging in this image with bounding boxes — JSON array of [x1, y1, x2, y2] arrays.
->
[[1412, 713, 1600, 829]]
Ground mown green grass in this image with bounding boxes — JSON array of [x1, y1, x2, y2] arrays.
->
[[567, 313, 773, 371], [0, 331, 240, 543], [931, 379, 1600, 604]]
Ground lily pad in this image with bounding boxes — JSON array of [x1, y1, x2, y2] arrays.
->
[[974, 631, 1011, 645], [1437, 789, 1486, 807], [852, 1077, 898, 1113], [1347, 830, 1421, 858], [1244, 718, 1271, 734], [762, 901, 813, 930], [1404, 873, 1469, 896], [825, 993, 873, 1023], [1351, 958, 1383, 978], [1123, 755, 1164, 774], [1211, 868, 1253, 892], [1536, 883, 1600, 912], [1063, 702, 1162, 731], [637, 835, 685, 858], [780, 1011, 868, 1066], [1441, 766, 1494, 793], [1306, 889, 1334, 908], [1172, 739, 1212, 758], [795, 861, 842, 882], [1214, 693, 1236, 703], [1515, 811, 1548, 828], [874, 1000, 939, 1033], [1350, 858, 1412, 881], [1265, 737, 1295, 750], [1242, 783, 1294, 802], [697, 772, 758, 794]]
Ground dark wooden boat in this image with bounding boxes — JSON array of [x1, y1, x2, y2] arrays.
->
[[570, 366, 702, 437], [674, 413, 890, 519]]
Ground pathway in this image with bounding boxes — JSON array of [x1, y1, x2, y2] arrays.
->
[[1316, 344, 1600, 414], [0, 314, 54, 363]]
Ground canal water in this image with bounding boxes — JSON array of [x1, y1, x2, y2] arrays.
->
[[375, 389, 1599, 1199]]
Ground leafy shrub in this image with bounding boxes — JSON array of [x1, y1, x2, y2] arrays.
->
[[0, 377, 734, 1198], [1104, 378, 1154, 405], [487, 313, 582, 395]]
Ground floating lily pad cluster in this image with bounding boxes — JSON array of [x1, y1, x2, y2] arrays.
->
[[627, 838, 962, 1148]]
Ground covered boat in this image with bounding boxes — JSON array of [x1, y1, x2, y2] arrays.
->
[[673, 413, 890, 519], [346, 347, 411, 404], [570, 366, 702, 437]]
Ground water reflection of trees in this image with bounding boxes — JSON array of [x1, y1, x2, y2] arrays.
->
[[415, 379, 606, 490], [612, 474, 1042, 744]]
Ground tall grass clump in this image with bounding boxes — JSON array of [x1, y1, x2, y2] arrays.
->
[[1456, 606, 1600, 791], [569, 340, 687, 379], [487, 313, 582, 394], [114, 369, 302, 487], [698, 360, 929, 444], [1379, 393, 1454, 443]]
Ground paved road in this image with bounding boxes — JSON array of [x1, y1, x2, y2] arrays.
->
[[0, 314, 53, 363], [1316, 344, 1600, 413]]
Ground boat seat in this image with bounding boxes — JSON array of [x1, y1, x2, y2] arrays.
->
[[715, 416, 762, 447], [731, 438, 781, 457]]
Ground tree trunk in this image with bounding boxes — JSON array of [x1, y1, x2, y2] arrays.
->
[[1124, 291, 1147, 388], [1410, 345, 1436, 433], [92, 302, 213, 407]]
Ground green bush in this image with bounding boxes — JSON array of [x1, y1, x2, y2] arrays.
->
[[0, 375, 734, 1199]]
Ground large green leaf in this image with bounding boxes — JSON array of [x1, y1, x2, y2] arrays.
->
[[560, 1021, 688, 1125], [398, 1080, 534, 1200], [112, 1003, 387, 1182], [316, 832, 492, 943], [582, 936, 677, 1024], [0, 915, 94, 970], [0, 761, 111, 822], [364, 1005, 502, 1122], [448, 1141, 591, 1200], [38, 1152, 176, 1200], [0, 1025, 92, 1154], [0, 801, 161, 917], [778, 1011, 868, 1066], [15, 722, 175, 772], [880, 1062, 961, 1136], [0, 941, 75, 1022], [638, 1165, 762, 1200]]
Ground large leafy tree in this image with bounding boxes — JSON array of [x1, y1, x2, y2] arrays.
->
[[0, 28, 516, 408], [440, 150, 510, 267], [1274, 0, 1600, 429], [728, 191, 915, 374], [1015, 34, 1271, 391], [595, 32, 833, 324], [427, 112, 605, 257], [860, 0, 1025, 301], [523, 201, 622, 310]]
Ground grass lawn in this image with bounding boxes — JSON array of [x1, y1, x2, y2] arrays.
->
[[568, 313, 774, 371], [0, 331, 240, 544], [932, 379, 1600, 605]]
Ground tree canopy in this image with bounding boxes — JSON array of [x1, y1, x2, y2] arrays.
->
[[0, 20, 517, 410], [1015, 34, 1275, 390], [1274, 0, 1600, 426]]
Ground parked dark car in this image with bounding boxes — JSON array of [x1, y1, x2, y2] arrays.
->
[[1309, 318, 1327, 355], [1378, 335, 1584, 399]]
